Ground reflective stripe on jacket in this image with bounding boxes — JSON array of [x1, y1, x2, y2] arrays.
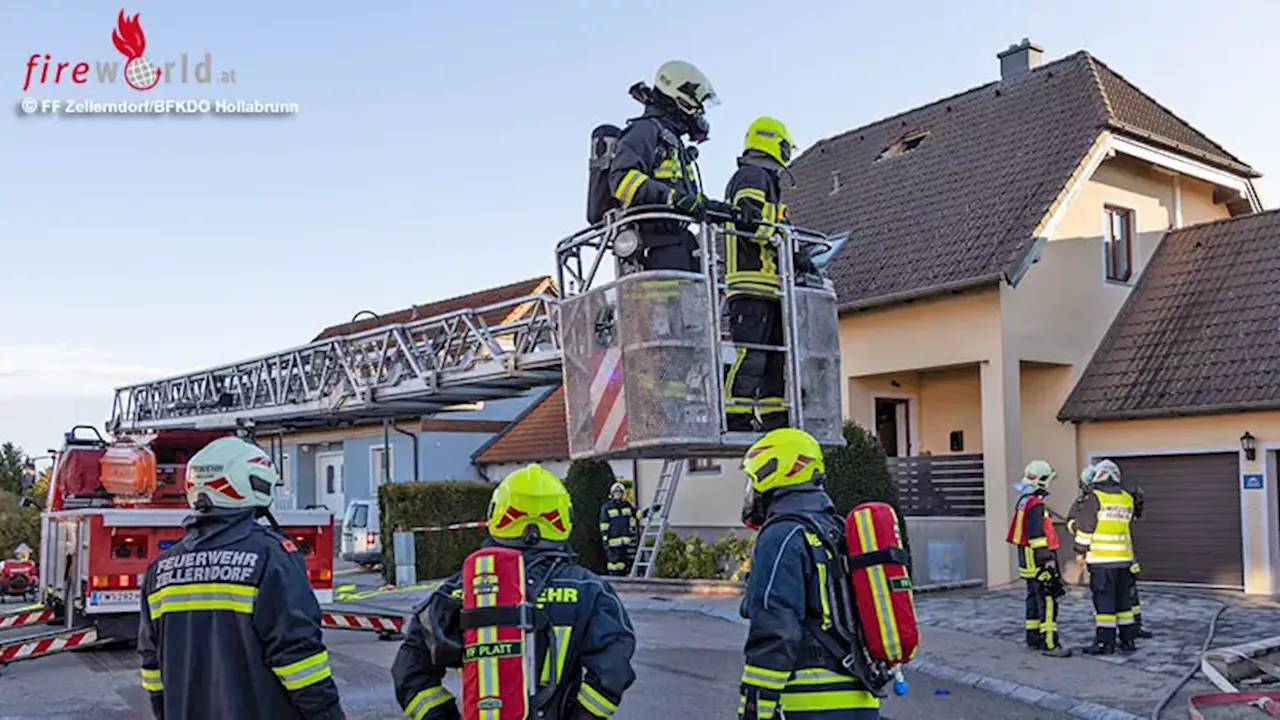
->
[[1072, 482, 1135, 566], [600, 499, 637, 547], [740, 487, 879, 719], [137, 511, 343, 720], [608, 114, 699, 211], [724, 160, 786, 299]]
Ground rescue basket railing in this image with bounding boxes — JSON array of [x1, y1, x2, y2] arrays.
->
[[109, 293, 564, 432]]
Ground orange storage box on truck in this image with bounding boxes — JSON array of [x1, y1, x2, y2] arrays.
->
[[99, 444, 157, 497]]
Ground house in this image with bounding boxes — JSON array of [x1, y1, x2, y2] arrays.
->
[[267, 276, 557, 520], [1058, 210, 1280, 595], [778, 39, 1263, 589]]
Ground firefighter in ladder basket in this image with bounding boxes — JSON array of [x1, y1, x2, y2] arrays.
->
[[600, 481, 638, 576], [723, 116, 818, 432], [392, 464, 636, 719], [138, 437, 346, 720]]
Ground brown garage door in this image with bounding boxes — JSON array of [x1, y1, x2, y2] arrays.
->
[[1109, 453, 1242, 588]]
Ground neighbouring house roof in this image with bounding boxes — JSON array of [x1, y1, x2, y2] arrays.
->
[[1059, 209, 1280, 423], [472, 385, 568, 464], [784, 51, 1258, 312], [312, 276, 555, 341]]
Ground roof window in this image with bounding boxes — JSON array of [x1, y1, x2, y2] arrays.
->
[[876, 130, 931, 161]]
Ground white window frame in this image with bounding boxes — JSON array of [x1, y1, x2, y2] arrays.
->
[[688, 458, 722, 475], [278, 453, 291, 494], [1102, 204, 1135, 286], [870, 393, 919, 457], [370, 444, 394, 488]]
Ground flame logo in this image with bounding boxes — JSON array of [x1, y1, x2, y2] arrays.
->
[[111, 9, 161, 91]]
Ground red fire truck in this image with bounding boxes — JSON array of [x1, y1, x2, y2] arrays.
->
[[0, 426, 398, 667]]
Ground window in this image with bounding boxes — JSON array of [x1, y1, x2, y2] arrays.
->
[[278, 453, 291, 494], [371, 446, 394, 487], [688, 458, 722, 474], [1104, 205, 1134, 283]]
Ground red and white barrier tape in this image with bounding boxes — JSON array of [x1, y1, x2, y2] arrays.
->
[[0, 628, 98, 663], [322, 612, 404, 633], [0, 608, 55, 630], [397, 520, 487, 533]]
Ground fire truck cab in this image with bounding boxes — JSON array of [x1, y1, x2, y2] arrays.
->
[[38, 425, 334, 643]]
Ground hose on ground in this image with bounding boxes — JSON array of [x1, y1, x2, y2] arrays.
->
[[1150, 591, 1229, 720]]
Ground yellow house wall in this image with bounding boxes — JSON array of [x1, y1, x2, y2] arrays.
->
[[919, 367, 983, 455], [1077, 412, 1280, 595], [1019, 364, 1078, 517]]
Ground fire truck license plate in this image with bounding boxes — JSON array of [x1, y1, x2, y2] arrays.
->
[[88, 590, 140, 608]]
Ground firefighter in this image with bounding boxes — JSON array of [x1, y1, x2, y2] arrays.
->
[[600, 481, 638, 576], [138, 437, 345, 720], [1073, 459, 1139, 655], [723, 116, 815, 432], [392, 464, 636, 720], [608, 60, 733, 272], [1065, 464, 1096, 587], [1006, 460, 1071, 658], [738, 427, 879, 719]]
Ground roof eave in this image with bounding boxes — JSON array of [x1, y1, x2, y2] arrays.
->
[[1060, 397, 1280, 424], [837, 274, 1004, 314], [475, 454, 571, 466], [1107, 120, 1261, 178]]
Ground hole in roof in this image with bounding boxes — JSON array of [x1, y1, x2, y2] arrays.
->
[[811, 231, 849, 269], [876, 130, 931, 162]]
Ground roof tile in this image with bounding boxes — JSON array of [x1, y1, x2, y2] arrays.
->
[[1059, 210, 1280, 422], [473, 386, 569, 464]]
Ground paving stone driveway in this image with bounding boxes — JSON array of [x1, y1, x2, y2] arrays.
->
[[915, 585, 1280, 675]]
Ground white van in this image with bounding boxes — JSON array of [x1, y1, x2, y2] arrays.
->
[[340, 499, 381, 567]]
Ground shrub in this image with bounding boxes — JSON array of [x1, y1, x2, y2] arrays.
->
[[824, 421, 911, 569], [0, 490, 41, 562], [654, 529, 755, 580], [563, 459, 614, 575], [379, 481, 493, 582]]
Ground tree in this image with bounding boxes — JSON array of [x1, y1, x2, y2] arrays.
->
[[823, 421, 912, 570], [0, 443, 26, 496], [562, 459, 615, 574]]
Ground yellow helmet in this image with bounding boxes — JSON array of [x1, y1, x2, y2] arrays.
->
[[744, 116, 795, 164], [743, 427, 824, 493], [487, 463, 573, 543]]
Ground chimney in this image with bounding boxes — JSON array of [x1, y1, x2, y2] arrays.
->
[[998, 38, 1043, 80]]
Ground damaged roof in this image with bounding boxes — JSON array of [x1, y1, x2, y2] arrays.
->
[[784, 51, 1257, 312]]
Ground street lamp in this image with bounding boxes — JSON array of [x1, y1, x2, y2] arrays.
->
[[1241, 431, 1257, 462]]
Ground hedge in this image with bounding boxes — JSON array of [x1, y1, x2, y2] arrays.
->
[[824, 421, 911, 569], [379, 481, 493, 582], [0, 490, 41, 562], [563, 459, 614, 575], [654, 529, 753, 580]]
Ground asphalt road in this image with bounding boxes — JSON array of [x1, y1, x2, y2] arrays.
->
[[0, 591, 1076, 719]]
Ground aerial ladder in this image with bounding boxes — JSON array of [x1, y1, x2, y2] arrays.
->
[[554, 205, 844, 577]]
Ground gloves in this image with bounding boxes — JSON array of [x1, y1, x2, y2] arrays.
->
[[1130, 562, 1141, 576], [737, 202, 763, 226], [672, 192, 701, 215], [702, 198, 735, 218]]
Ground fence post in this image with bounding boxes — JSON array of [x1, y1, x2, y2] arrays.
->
[[393, 531, 417, 586]]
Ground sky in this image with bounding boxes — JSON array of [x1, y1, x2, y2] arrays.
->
[[2, 0, 1277, 457]]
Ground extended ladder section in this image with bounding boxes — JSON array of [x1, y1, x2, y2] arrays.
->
[[629, 458, 685, 578], [109, 294, 564, 433]]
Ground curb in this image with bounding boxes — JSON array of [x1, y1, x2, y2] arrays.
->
[[627, 599, 1143, 720]]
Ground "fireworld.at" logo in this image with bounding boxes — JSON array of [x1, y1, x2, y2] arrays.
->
[[22, 9, 237, 92]]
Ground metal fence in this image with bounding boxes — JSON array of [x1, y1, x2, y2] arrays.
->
[[888, 453, 985, 517]]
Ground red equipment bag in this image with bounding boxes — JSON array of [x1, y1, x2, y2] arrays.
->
[[845, 502, 919, 664], [460, 546, 532, 720]]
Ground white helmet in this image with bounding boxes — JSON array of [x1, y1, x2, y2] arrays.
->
[[610, 482, 626, 497], [185, 436, 278, 512], [653, 60, 719, 117], [1022, 460, 1057, 491], [1093, 459, 1121, 485], [1080, 464, 1097, 486]]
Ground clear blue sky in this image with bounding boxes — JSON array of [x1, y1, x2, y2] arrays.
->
[[1, 0, 1276, 456]]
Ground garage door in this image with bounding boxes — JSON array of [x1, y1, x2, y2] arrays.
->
[[1110, 453, 1242, 588]]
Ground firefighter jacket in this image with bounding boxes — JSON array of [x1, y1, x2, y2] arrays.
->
[[137, 510, 343, 720], [1007, 491, 1060, 579], [608, 111, 701, 241], [599, 498, 638, 548], [725, 156, 786, 299], [740, 486, 879, 719], [392, 540, 637, 720], [1072, 480, 1136, 567]]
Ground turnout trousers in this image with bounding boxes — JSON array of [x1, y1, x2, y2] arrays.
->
[[606, 545, 633, 576], [725, 296, 787, 431], [1023, 579, 1062, 651], [1090, 566, 1137, 649], [640, 227, 700, 272]]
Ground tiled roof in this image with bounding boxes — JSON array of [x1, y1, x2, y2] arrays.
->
[[784, 51, 1256, 311], [312, 276, 553, 341], [1059, 210, 1280, 422], [472, 385, 568, 464]]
